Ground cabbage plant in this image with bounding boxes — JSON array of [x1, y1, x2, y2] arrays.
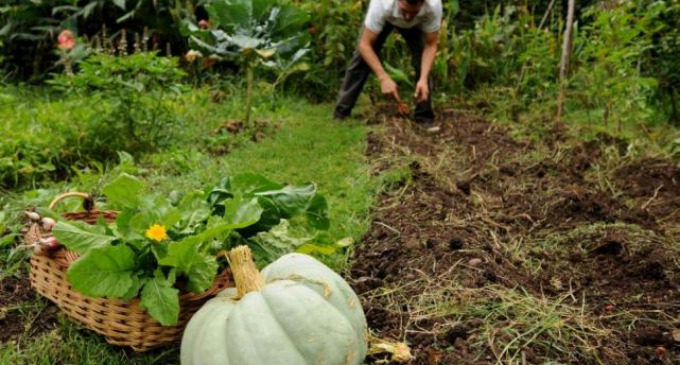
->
[[187, 0, 310, 125]]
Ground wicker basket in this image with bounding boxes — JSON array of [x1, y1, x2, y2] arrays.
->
[[26, 192, 232, 352]]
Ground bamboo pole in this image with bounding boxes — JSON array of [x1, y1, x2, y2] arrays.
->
[[557, 0, 576, 121]]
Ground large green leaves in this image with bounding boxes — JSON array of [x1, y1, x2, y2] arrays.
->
[[206, 0, 252, 30], [208, 173, 329, 234], [139, 271, 180, 326], [55, 171, 331, 326], [67, 244, 140, 298], [158, 237, 218, 294], [52, 221, 117, 255], [191, 0, 310, 59], [101, 173, 145, 208], [157, 204, 261, 293], [223, 196, 263, 228], [250, 219, 313, 262]]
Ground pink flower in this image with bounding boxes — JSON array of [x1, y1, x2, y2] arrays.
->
[[57, 30, 75, 51], [198, 19, 211, 29]]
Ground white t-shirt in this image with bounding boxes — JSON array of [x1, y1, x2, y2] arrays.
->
[[365, 0, 443, 33]]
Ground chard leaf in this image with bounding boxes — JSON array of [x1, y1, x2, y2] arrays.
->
[[177, 191, 211, 234], [232, 173, 282, 194], [223, 196, 263, 228], [52, 221, 116, 255], [250, 219, 313, 262], [66, 245, 139, 298], [158, 237, 202, 270], [186, 257, 218, 293], [306, 195, 330, 230], [139, 271, 179, 326]]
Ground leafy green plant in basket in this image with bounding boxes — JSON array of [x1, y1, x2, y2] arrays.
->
[[49, 172, 331, 325], [185, 0, 311, 125], [206, 173, 334, 264]]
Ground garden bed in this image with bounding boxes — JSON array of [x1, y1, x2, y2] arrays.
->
[[353, 108, 680, 365]]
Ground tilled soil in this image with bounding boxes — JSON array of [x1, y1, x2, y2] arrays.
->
[[0, 276, 58, 343], [352, 109, 680, 365]]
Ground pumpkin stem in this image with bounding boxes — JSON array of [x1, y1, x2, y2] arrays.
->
[[227, 245, 265, 298]]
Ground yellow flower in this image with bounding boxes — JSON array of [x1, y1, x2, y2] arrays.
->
[[146, 224, 168, 242]]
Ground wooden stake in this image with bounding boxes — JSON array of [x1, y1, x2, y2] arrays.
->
[[557, 0, 576, 121]]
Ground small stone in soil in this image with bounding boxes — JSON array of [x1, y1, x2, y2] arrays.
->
[[468, 258, 483, 267]]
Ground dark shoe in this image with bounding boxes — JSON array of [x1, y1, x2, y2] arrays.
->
[[414, 117, 434, 127]]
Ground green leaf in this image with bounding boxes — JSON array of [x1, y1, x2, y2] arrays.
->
[[129, 195, 181, 234], [102, 173, 145, 208], [160, 216, 246, 269], [252, 0, 274, 19], [230, 34, 264, 49], [139, 271, 179, 326], [251, 219, 313, 257], [113, 0, 126, 10], [67, 245, 139, 298], [231, 173, 282, 194], [255, 48, 276, 59], [272, 4, 310, 35], [177, 191, 211, 234], [223, 196, 263, 228], [450, 0, 460, 16], [186, 257, 218, 293], [52, 221, 117, 255], [121, 278, 146, 301], [255, 183, 317, 220], [206, 0, 250, 29], [306, 195, 330, 230], [384, 62, 414, 89], [297, 243, 338, 256], [114, 208, 137, 239], [158, 238, 201, 270]]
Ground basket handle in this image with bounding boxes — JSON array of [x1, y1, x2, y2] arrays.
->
[[49, 192, 95, 211]]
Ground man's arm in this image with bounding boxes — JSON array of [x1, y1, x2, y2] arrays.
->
[[359, 28, 402, 102], [415, 30, 438, 103]]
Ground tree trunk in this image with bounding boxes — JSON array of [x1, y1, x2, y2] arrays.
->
[[557, 0, 576, 121]]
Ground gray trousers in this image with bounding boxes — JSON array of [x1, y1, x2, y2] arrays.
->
[[334, 23, 435, 121]]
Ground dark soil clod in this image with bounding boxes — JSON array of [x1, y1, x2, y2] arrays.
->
[[444, 325, 469, 344], [456, 180, 471, 195], [425, 238, 439, 249], [448, 237, 464, 250]]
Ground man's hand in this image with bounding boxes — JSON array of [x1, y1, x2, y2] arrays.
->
[[380, 75, 401, 102], [414, 78, 429, 103]]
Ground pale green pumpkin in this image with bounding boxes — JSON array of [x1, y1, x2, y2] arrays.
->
[[180, 247, 368, 365]]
